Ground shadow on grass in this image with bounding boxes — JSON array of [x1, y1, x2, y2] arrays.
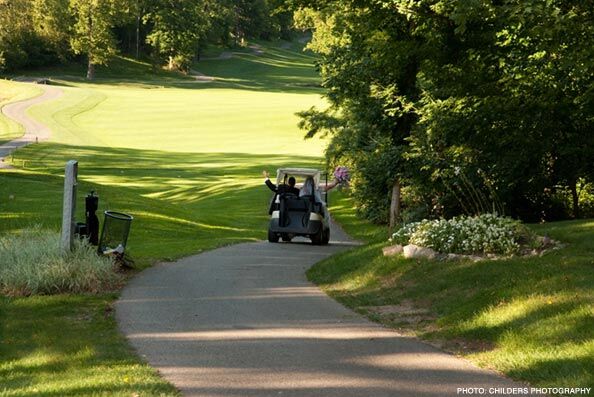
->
[[307, 221, 594, 387], [0, 142, 325, 264], [1, 292, 527, 397], [0, 295, 179, 396]]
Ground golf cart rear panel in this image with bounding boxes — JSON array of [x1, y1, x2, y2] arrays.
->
[[267, 168, 330, 245]]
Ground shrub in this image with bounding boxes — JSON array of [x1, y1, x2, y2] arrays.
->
[[0, 228, 122, 296], [391, 213, 533, 255]]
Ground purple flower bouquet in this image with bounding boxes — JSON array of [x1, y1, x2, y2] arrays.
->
[[334, 166, 350, 186]]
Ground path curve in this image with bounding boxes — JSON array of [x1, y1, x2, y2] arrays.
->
[[0, 82, 63, 168], [116, 221, 525, 397]]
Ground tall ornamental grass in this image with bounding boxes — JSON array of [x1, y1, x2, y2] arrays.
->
[[391, 214, 533, 255], [0, 228, 121, 296]]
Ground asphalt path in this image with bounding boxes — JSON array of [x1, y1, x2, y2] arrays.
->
[[0, 82, 63, 168], [116, 221, 525, 396]]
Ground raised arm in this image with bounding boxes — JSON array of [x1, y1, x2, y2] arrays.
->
[[263, 170, 277, 192], [320, 178, 339, 192]]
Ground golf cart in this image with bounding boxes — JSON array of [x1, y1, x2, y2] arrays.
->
[[267, 168, 330, 245]]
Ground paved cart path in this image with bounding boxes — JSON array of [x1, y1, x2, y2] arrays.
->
[[0, 82, 63, 168], [116, 222, 525, 397]]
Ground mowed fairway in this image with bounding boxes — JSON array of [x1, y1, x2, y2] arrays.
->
[[0, 42, 327, 396], [1, 42, 327, 262]]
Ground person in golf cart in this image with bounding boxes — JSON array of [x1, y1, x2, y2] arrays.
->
[[300, 176, 339, 200], [263, 168, 337, 245], [263, 171, 299, 196]]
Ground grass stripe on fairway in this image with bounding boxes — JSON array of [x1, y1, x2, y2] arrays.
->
[[0, 41, 326, 396], [33, 86, 326, 155]]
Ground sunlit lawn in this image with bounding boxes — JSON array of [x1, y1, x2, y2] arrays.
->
[[316, 193, 594, 389], [1, 42, 327, 262], [0, 41, 326, 396]]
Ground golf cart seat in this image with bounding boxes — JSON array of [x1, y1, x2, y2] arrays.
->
[[283, 195, 309, 212]]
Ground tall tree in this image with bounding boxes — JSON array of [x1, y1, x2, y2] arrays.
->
[[294, 2, 424, 223], [144, 0, 211, 71], [0, 0, 35, 70], [31, 0, 72, 62], [69, 0, 132, 79]]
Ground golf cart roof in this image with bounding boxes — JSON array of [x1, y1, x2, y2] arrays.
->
[[276, 168, 321, 185]]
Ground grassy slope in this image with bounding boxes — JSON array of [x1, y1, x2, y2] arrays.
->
[[0, 80, 42, 144], [317, 193, 594, 389], [0, 41, 325, 396]]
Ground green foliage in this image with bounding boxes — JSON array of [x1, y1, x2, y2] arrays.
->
[[0, 0, 68, 71], [69, 0, 133, 78], [391, 214, 532, 255], [145, 0, 210, 71], [0, 228, 121, 296], [0, 0, 299, 74], [292, 0, 594, 223]]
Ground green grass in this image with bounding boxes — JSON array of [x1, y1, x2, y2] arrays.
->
[[0, 228, 121, 296], [0, 295, 177, 396], [316, 194, 594, 389], [328, 191, 388, 242], [1, 41, 327, 263], [0, 80, 42, 144], [0, 40, 326, 396], [194, 41, 322, 93]]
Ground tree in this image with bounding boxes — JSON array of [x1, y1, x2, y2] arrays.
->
[[292, 0, 594, 222], [144, 0, 211, 71], [31, 0, 72, 62], [69, 0, 130, 79], [294, 2, 426, 223]]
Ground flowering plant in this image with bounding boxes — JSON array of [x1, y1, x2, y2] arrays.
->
[[334, 166, 350, 185], [391, 213, 532, 255]]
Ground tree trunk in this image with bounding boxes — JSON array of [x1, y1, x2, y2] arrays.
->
[[86, 59, 95, 80], [570, 181, 580, 219], [136, 14, 140, 59], [389, 179, 401, 234]]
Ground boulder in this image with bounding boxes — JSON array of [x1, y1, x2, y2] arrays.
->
[[403, 244, 438, 260], [382, 244, 403, 256]]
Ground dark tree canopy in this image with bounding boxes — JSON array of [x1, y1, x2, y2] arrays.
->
[[292, 0, 594, 222]]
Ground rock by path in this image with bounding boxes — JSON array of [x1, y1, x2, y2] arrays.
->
[[116, 220, 525, 397], [0, 82, 63, 168]]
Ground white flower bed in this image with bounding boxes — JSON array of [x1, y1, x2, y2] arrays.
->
[[391, 214, 530, 255]]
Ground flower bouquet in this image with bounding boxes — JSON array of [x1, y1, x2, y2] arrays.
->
[[334, 166, 350, 187]]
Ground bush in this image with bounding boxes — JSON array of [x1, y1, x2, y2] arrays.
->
[[391, 213, 533, 255], [0, 228, 122, 296]]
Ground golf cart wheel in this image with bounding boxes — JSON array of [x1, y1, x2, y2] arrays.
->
[[281, 233, 292, 242], [268, 229, 279, 243], [322, 228, 330, 245], [310, 228, 324, 245]]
